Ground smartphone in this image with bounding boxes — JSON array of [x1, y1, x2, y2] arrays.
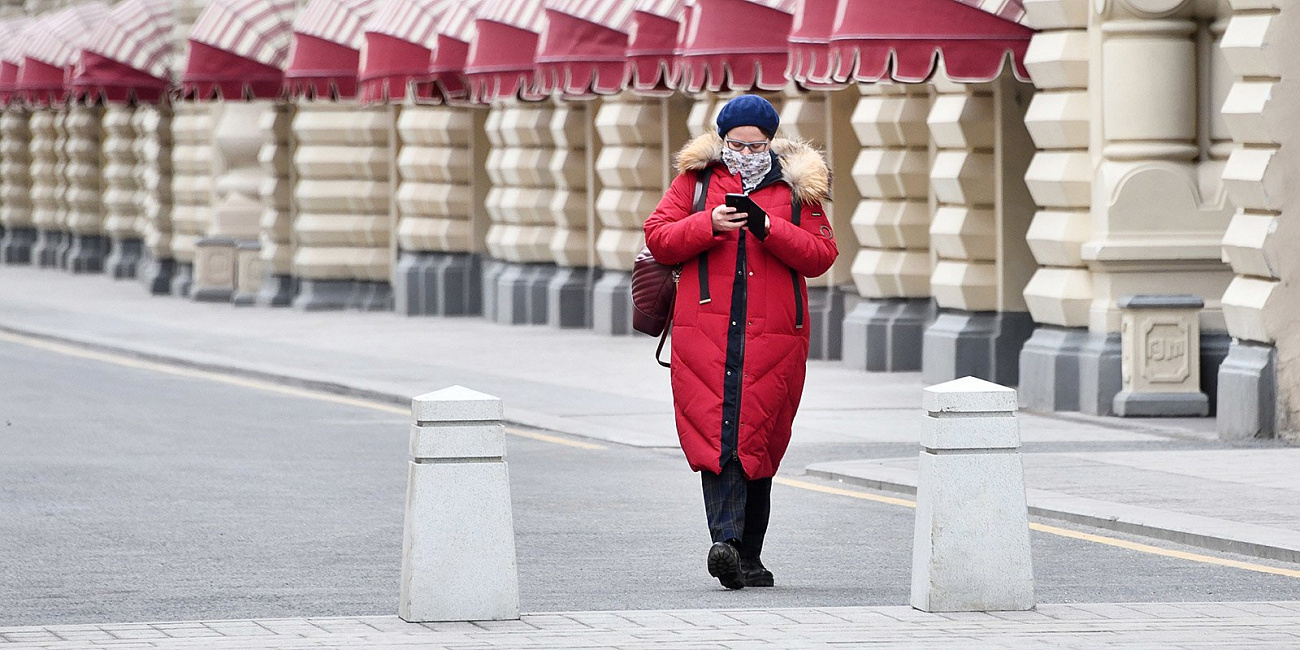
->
[[725, 193, 768, 239]]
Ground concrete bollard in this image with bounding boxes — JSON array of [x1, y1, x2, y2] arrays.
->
[[398, 386, 520, 622], [910, 376, 1035, 612]]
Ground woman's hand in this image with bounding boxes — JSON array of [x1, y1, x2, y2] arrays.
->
[[711, 204, 745, 234]]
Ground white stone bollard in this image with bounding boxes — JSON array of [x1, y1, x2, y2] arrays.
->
[[398, 386, 520, 622], [910, 376, 1035, 612]]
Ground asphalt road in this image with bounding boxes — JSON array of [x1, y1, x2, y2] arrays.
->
[[3, 337, 1300, 626]]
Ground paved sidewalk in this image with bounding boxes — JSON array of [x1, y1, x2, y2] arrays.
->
[[2, 267, 1299, 564], [2, 603, 1300, 649]]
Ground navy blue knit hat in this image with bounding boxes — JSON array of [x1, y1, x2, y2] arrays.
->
[[716, 94, 780, 139]]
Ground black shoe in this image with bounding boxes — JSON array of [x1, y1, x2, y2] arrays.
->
[[707, 542, 745, 590], [740, 557, 774, 587]]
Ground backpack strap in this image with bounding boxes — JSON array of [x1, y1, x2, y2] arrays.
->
[[656, 169, 712, 368], [695, 168, 713, 305], [790, 192, 803, 329]]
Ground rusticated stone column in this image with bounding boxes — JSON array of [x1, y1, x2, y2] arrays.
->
[[1079, 0, 1234, 415], [0, 109, 35, 263], [779, 86, 860, 361], [194, 102, 266, 303], [394, 105, 489, 317], [843, 84, 933, 371], [63, 105, 108, 273], [921, 72, 1037, 386], [136, 105, 175, 294], [591, 93, 689, 335], [256, 104, 295, 306], [291, 102, 393, 311], [483, 100, 557, 324], [547, 100, 599, 329], [103, 105, 142, 278], [1218, 0, 1296, 439], [1018, 0, 1093, 411], [29, 110, 61, 268], [170, 103, 218, 296]]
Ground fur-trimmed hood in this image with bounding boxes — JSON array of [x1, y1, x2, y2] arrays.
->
[[674, 132, 831, 204]]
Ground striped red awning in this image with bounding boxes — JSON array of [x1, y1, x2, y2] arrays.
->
[[674, 0, 796, 94], [182, 0, 296, 100], [463, 0, 547, 102], [626, 0, 685, 95], [534, 0, 634, 98], [16, 3, 110, 105], [71, 0, 175, 104], [358, 0, 475, 103], [284, 0, 380, 99], [0, 17, 32, 105], [822, 0, 1033, 85], [786, 0, 837, 88]]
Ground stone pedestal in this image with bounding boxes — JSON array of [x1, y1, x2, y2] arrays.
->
[[592, 270, 633, 336], [842, 297, 933, 372], [192, 237, 237, 302], [0, 227, 36, 264], [912, 377, 1035, 613], [233, 241, 263, 305], [1017, 325, 1089, 412], [922, 310, 1035, 386], [1217, 341, 1276, 440], [396, 252, 484, 317], [1113, 295, 1209, 417], [399, 386, 520, 623], [65, 234, 109, 274], [548, 266, 599, 329], [256, 274, 297, 307], [807, 286, 848, 362]]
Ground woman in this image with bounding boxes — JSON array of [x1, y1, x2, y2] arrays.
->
[[644, 94, 837, 590]]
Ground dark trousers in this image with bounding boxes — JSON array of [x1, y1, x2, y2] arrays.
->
[[701, 460, 772, 560]]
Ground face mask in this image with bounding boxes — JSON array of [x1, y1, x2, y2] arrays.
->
[[721, 148, 772, 192]]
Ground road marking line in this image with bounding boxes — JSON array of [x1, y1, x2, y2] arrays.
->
[[0, 330, 605, 450], [775, 477, 1300, 579]]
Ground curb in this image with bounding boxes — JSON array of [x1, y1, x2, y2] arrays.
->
[[806, 461, 1300, 565]]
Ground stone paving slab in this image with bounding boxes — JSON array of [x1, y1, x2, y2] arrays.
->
[[807, 453, 1300, 563], [2, 604, 1299, 649]]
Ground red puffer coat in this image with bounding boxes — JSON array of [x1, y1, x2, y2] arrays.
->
[[644, 133, 837, 479]]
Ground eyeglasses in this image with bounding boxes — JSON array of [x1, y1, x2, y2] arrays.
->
[[725, 138, 770, 153]]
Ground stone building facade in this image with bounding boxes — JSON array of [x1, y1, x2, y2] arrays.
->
[[0, 0, 1296, 441]]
